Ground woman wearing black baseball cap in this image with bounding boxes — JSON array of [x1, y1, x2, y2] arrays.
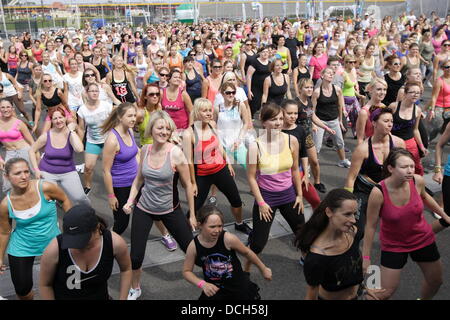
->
[[39, 204, 132, 300]]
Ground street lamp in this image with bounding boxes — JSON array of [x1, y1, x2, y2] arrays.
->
[[0, 0, 8, 39]]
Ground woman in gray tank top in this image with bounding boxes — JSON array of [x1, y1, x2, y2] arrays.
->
[[123, 110, 195, 300]]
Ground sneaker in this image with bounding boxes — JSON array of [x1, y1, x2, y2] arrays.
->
[[235, 221, 253, 235], [433, 212, 441, 219], [76, 163, 85, 174], [0, 296, 7, 300], [161, 234, 177, 251], [127, 287, 142, 300], [425, 80, 432, 88], [83, 187, 91, 196], [314, 183, 327, 193], [338, 159, 351, 168], [207, 196, 217, 206]]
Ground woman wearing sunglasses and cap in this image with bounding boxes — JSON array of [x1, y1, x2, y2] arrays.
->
[[39, 204, 132, 300]]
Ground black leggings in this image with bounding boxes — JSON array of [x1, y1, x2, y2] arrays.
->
[[249, 201, 305, 254], [443, 175, 450, 216], [130, 205, 193, 270], [195, 166, 242, 211], [8, 255, 35, 297], [112, 186, 132, 235]]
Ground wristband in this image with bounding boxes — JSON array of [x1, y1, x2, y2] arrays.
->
[[344, 187, 354, 193], [418, 143, 424, 150], [107, 193, 116, 199], [33, 167, 39, 171], [126, 199, 135, 205], [197, 280, 206, 289], [363, 256, 370, 261], [257, 201, 266, 206]]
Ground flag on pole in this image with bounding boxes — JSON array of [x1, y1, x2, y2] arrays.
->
[[283, 1, 287, 18], [242, 3, 247, 22], [296, 2, 300, 18]]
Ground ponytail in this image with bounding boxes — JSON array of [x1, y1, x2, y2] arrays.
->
[[100, 102, 136, 135]]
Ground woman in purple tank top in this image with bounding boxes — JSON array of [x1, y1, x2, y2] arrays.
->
[[101, 102, 139, 235], [28, 106, 89, 206], [363, 148, 450, 300]]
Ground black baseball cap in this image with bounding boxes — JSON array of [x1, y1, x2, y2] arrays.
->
[[61, 205, 98, 249]]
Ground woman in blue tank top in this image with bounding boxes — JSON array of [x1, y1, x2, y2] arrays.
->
[[102, 102, 139, 235], [28, 106, 89, 207], [0, 158, 71, 300]]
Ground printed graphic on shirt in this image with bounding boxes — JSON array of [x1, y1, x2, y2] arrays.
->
[[202, 253, 233, 281]]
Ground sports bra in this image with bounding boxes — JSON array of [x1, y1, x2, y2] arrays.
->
[[42, 89, 62, 108], [0, 119, 24, 143], [360, 135, 395, 183]]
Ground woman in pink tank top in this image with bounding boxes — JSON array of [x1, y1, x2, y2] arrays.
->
[[362, 148, 450, 300], [161, 69, 193, 131], [429, 60, 450, 129], [202, 59, 223, 104]]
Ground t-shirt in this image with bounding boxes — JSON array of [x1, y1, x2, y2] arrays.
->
[[77, 101, 113, 144], [63, 72, 83, 109]]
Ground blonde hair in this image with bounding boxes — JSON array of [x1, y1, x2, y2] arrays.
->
[[101, 102, 137, 134], [366, 77, 388, 92], [144, 110, 177, 140], [192, 98, 213, 122], [112, 55, 137, 76]]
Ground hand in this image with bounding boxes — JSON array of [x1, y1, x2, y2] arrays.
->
[[287, 69, 292, 75], [362, 258, 370, 275], [123, 202, 134, 215], [67, 122, 77, 132], [364, 288, 386, 300], [433, 172, 443, 184], [262, 267, 272, 281], [293, 195, 304, 214], [192, 183, 198, 197], [421, 148, 429, 157], [427, 110, 435, 120], [228, 164, 235, 177], [340, 121, 347, 132], [248, 90, 254, 101], [189, 215, 198, 232], [302, 173, 309, 192], [202, 282, 220, 297], [32, 125, 38, 134], [34, 168, 44, 179], [0, 159, 4, 171], [258, 203, 273, 222], [312, 124, 318, 133], [0, 259, 6, 275], [108, 196, 119, 211]]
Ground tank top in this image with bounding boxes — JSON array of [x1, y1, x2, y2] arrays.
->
[[110, 129, 138, 187], [53, 230, 114, 300], [194, 231, 246, 290], [216, 103, 243, 150], [93, 58, 107, 79], [206, 76, 220, 104], [296, 97, 314, 136], [111, 70, 136, 103], [17, 62, 32, 85], [0, 72, 17, 97], [137, 144, 179, 215], [268, 74, 287, 105], [42, 89, 62, 108], [32, 47, 43, 63], [360, 136, 395, 183], [7, 180, 60, 257], [383, 73, 405, 105], [401, 56, 420, 75], [185, 69, 202, 100], [7, 54, 18, 70], [192, 125, 227, 176], [82, 54, 93, 63], [316, 85, 339, 121], [161, 87, 189, 130], [444, 155, 450, 177], [277, 49, 289, 70], [196, 54, 208, 76], [379, 179, 435, 252], [436, 77, 450, 108], [297, 67, 311, 82], [127, 48, 137, 65], [392, 101, 416, 140], [244, 51, 256, 74], [135, 56, 148, 79], [39, 131, 75, 174], [168, 55, 183, 70], [138, 109, 153, 146], [0, 119, 24, 143], [358, 57, 374, 83], [328, 41, 340, 56], [309, 54, 328, 80], [342, 72, 356, 97], [256, 133, 293, 193]]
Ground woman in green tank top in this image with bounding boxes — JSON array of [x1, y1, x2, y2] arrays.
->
[[342, 55, 364, 138], [136, 83, 162, 146], [276, 36, 292, 74]]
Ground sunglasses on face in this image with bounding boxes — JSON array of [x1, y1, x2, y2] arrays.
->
[[159, 73, 169, 77], [213, 65, 222, 69], [224, 90, 236, 95], [443, 44, 450, 47], [84, 73, 95, 78], [43, 79, 52, 83], [443, 65, 450, 69], [393, 62, 401, 66], [147, 92, 160, 97], [346, 61, 356, 64]]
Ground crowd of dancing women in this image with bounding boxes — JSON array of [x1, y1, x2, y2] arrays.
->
[[0, 9, 449, 300]]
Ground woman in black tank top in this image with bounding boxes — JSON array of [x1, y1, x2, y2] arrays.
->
[[345, 108, 405, 235], [39, 205, 132, 300], [261, 59, 291, 106], [183, 206, 272, 300], [105, 56, 138, 104]]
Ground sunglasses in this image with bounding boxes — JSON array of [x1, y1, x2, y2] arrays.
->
[[213, 65, 222, 69], [443, 65, 450, 69], [147, 92, 160, 97], [84, 73, 95, 78], [393, 62, 401, 66], [21, 55, 28, 57], [443, 44, 450, 47], [224, 90, 236, 95], [159, 73, 169, 77], [346, 61, 356, 64], [158, 55, 164, 58], [43, 79, 52, 83]]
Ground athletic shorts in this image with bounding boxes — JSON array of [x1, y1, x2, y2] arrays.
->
[[380, 242, 440, 269], [85, 142, 104, 155]]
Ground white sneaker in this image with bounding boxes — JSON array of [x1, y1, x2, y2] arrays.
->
[[338, 159, 351, 168], [127, 287, 142, 300], [76, 163, 85, 174], [433, 212, 441, 219], [425, 80, 432, 88], [0, 296, 7, 300]]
